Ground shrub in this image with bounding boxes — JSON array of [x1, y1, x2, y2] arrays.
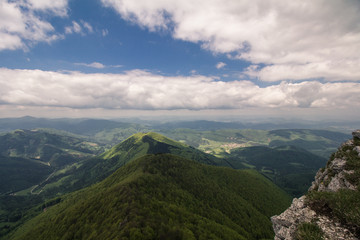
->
[[295, 222, 324, 240]]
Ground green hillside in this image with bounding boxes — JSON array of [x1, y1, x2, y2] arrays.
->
[[67, 132, 230, 187], [0, 129, 102, 195], [0, 129, 103, 167], [20, 132, 230, 198], [9, 154, 291, 240], [227, 145, 327, 196], [0, 129, 106, 236], [0, 156, 52, 194], [102, 132, 226, 166]]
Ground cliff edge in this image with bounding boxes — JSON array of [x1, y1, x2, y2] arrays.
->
[[272, 130, 360, 240]]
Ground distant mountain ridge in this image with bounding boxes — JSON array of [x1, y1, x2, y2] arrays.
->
[[1, 116, 357, 134], [0, 116, 141, 136]]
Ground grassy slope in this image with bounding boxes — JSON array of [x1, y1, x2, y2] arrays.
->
[[9, 154, 291, 240]]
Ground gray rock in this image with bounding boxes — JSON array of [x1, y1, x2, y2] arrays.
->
[[272, 195, 358, 240], [353, 130, 360, 140], [273, 131, 360, 239]]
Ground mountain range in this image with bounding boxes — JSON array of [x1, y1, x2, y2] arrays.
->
[[0, 118, 356, 239]]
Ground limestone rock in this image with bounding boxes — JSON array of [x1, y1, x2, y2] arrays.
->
[[271, 196, 315, 240], [272, 196, 358, 240]]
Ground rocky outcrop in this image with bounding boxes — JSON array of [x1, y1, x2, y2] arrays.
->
[[271, 196, 357, 240], [272, 130, 360, 240], [309, 148, 356, 193]]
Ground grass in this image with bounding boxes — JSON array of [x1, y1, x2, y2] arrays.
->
[[14, 186, 34, 196], [307, 188, 360, 232], [295, 222, 324, 240]]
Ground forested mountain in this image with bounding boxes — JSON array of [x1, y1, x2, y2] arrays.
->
[[8, 154, 291, 240], [0, 129, 102, 194], [36, 132, 231, 196]]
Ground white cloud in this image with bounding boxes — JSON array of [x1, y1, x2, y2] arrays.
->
[[0, 68, 359, 113], [216, 62, 226, 69], [65, 21, 81, 34], [102, 29, 109, 36], [0, 0, 68, 51], [65, 20, 93, 35], [110, 64, 123, 68], [26, 0, 68, 17], [75, 62, 106, 69], [81, 20, 93, 33], [101, 0, 360, 82], [245, 60, 360, 82]]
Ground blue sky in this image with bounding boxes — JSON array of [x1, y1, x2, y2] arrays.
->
[[0, 0, 360, 121], [0, 0, 244, 78]]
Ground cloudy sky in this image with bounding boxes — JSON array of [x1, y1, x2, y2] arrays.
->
[[0, 0, 360, 121]]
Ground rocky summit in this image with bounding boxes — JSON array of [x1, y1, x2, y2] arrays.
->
[[272, 130, 360, 240]]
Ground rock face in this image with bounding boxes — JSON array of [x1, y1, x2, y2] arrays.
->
[[272, 130, 360, 240]]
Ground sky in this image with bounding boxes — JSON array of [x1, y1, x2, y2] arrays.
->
[[0, 0, 360, 121]]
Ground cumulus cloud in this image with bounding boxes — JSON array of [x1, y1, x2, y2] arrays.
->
[[101, 0, 360, 82], [0, 0, 68, 51], [26, 0, 68, 16], [0, 68, 359, 112], [216, 62, 226, 69], [245, 60, 360, 82]]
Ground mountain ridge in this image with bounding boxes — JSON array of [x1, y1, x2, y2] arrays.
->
[[29, 132, 231, 198]]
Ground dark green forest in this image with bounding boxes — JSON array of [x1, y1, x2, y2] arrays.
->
[[8, 154, 291, 240]]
